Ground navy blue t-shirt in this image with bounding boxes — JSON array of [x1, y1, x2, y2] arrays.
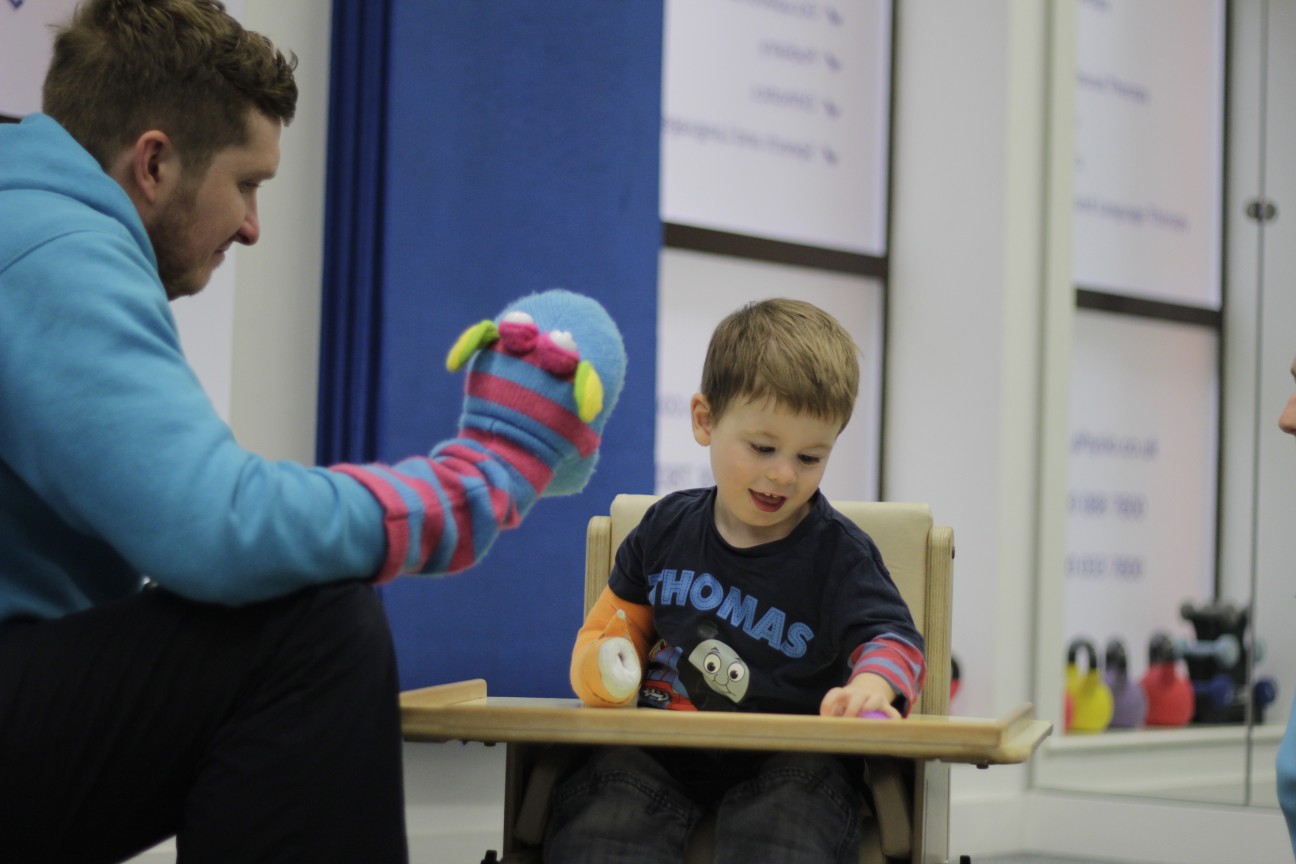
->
[[608, 488, 923, 715]]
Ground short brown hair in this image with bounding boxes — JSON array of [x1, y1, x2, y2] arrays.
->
[[42, 0, 298, 173], [701, 298, 860, 431]]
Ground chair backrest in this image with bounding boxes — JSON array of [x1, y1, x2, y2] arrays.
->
[[583, 494, 954, 716]]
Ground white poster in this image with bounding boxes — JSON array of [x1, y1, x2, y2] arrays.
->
[[1072, 0, 1224, 308], [1065, 310, 1219, 677], [0, 0, 76, 117], [656, 247, 883, 501], [661, 0, 891, 255]]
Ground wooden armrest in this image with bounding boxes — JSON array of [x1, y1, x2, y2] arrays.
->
[[400, 679, 487, 740], [400, 692, 1052, 764], [400, 678, 486, 706]]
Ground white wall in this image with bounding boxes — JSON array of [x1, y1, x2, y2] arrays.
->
[[889, 3, 1290, 862], [229, 0, 331, 463], [20, 0, 1290, 861], [886, 1, 1047, 851]]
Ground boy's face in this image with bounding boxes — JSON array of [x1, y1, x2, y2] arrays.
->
[[691, 394, 839, 548]]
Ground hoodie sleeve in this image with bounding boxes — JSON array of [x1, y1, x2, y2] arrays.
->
[[0, 217, 623, 605]]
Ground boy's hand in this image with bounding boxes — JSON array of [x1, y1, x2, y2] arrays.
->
[[820, 672, 901, 719]]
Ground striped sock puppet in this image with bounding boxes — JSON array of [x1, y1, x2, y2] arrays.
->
[[334, 289, 626, 582]]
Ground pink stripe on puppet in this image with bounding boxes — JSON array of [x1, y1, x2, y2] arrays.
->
[[460, 429, 556, 501], [465, 373, 600, 457], [331, 464, 412, 584]]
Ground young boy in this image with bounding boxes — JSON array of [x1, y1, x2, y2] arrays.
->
[[545, 298, 926, 863]]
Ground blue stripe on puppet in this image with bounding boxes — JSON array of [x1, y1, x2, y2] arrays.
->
[[459, 395, 575, 464], [389, 455, 460, 575], [364, 463, 427, 573], [466, 349, 585, 424]]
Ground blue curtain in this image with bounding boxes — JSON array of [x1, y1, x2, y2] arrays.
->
[[321, 1, 662, 696], [318, 0, 392, 465]]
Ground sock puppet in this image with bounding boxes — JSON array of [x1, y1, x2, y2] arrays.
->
[[334, 289, 626, 583]]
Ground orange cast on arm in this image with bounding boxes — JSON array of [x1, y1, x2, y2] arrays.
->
[[569, 586, 654, 707]]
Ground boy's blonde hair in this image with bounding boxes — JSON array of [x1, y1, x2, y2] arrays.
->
[[701, 298, 860, 431]]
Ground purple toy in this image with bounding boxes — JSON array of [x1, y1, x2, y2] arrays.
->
[[1105, 639, 1147, 729]]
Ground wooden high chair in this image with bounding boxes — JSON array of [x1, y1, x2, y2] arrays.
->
[[400, 495, 1050, 863]]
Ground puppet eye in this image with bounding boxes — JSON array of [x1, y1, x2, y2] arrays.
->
[[549, 329, 577, 352], [445, 320, 499, 371], [703, 652, 722, 674], [727, 662, 746, 683], [573, 361, 604, 422]]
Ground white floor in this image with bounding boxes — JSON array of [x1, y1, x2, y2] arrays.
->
[[127, 741, 1293, 864]]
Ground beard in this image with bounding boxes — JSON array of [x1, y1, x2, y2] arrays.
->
[[148, 179, 208, 301]]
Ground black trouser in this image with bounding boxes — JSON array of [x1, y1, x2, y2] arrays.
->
[[0, 580, 407, 863]]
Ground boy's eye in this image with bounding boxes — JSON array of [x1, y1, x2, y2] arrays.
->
[[798, 455, 822, 466], [750, 443, 774, 455]]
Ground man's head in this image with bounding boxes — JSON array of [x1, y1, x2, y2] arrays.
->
[[43, 0, 297, 299], [43, 0, 297, 176], [690, 299, 861, 546]]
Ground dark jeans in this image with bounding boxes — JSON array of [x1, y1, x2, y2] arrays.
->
[[544, 746, 863, 864], [0, 580, 407, 864]]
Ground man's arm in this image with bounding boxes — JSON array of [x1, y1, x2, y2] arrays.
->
[[333, 289, 626, 583]]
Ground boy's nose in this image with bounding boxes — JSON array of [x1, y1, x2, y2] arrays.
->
[[767, 459, 796, 485]]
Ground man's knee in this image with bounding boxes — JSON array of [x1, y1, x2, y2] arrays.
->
[[310, 581, 395, 655], [263, 580, 398, 692]]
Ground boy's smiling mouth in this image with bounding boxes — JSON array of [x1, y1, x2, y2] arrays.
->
[[750, 491, 785, 512]]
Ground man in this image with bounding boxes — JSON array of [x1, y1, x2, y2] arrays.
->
[[0, 2, 625, 861]]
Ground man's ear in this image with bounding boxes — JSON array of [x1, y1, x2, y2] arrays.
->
[[109, 130, 182, 214], [690, 393, 713, 446]]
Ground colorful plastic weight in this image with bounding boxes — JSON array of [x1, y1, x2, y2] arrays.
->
[[1173, 634, 1241, 671], [1104, 639, 1147, 729], [1192, 673, 1236, 711], [1256, 677, 1278, 712], [1141, 633, 1194, 727], [1065, 638, 1113, 733]]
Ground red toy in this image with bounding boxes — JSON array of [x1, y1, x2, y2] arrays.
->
[[1141, 633, 1193, 726]]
